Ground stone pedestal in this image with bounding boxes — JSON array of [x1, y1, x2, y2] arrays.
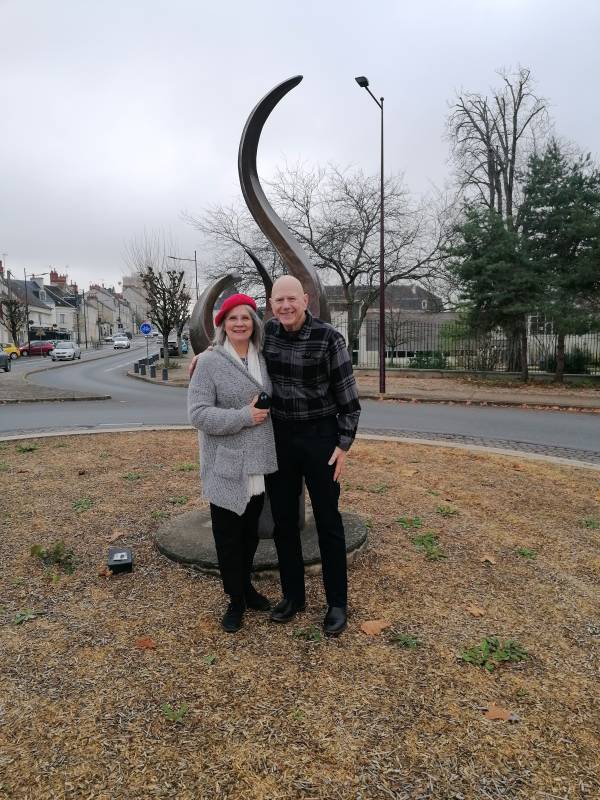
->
[[153, 508, 368, 576]]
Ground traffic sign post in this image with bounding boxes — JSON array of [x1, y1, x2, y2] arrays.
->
[[140, 321, 152, 366]]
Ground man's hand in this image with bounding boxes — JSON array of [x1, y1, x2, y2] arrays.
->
[[328, 446, 347, 482], [188, 353, 200, 379]]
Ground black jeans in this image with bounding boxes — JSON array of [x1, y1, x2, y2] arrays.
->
[[209, 493, 265, 600], [266, 416, 347, 608]]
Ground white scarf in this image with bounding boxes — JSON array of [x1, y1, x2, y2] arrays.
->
[[223, 338, 265, 498]]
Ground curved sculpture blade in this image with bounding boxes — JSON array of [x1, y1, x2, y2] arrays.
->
[[189, 272, 239, 354], [243, 247, 273, 320], [238, 75, 330, 322]]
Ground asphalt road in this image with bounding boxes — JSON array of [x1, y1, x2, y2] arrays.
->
[[2, 348, 599, 462]]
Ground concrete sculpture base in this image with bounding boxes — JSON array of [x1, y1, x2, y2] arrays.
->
[[154, 509, 368, 576]]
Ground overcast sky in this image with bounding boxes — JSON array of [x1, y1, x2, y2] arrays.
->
[[1, 0, 599, 291]]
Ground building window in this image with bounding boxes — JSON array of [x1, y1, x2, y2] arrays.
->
[[421, 300, 428, 310], [59, 314, 65, 324]]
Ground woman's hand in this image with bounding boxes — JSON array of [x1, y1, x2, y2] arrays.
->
[[249, 395, 270, 425]]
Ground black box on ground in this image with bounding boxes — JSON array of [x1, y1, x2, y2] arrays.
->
[[107, 547, 134, 574]]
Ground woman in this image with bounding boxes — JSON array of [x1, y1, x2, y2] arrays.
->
[[188, 294, 278, 633]]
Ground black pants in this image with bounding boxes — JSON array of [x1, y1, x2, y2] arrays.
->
[[210, 493, 265, 600], [266, 416, 347, 608]]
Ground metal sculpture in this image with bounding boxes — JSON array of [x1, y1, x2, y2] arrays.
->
[[238, 75, 329, 322], [191, 75, 329, 353]]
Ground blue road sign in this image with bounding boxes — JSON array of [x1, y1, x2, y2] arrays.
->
[[140, 321, 152, 336]]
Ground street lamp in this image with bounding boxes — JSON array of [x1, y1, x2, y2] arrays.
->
[[355, 75, 386, 393], [168, 251, 198, 301]]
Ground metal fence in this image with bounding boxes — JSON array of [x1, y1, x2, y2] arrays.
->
[[332, 318, 600, 375]]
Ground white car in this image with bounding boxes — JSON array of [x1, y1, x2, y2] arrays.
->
[[113, 337, 130, 349], [51, 341, 82, 361]]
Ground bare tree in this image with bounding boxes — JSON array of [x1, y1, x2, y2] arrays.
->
[[185, 164, 451, 348], [448, 67, 549, 231], [1, 276, 27, 345], [124, 231, 191, 367]]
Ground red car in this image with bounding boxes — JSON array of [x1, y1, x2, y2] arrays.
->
[[20, 340, 55, 357]]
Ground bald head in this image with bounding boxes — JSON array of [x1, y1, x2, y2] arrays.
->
[[270, 275, 309, 331]]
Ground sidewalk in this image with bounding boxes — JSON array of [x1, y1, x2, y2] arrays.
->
[[130, 358, 600, 412], [0, 348, 123, 403]]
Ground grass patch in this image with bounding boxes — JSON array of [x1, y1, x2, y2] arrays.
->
[[582, 517, 599, 530], [389, 632, 421, 649], [396, 516, 422, 529], [460, 636, 528, 672], [174, 462, 198, 472], [122, 472, 143, 481], [160, 703, 189, 724], [412, 532, 446, 561], [150, 510, 171, 520], [516, 547, 537, 560], [167, 495, 188, 506], [30, 541, 76, 575], [16, 443, 38, 453], [436, 505, 458, 517], [72, 498, 93, 513], [0, 462, 8, 472], [293, 625, 323, 643]]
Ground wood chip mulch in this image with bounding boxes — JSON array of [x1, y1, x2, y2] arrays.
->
[[1, 432, 599, 799]]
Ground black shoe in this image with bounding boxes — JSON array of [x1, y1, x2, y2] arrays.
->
[[323, 606, 347, 636], [270, 597, 306, 623], [221, 600, 245, 633], [245, 585, 271, 611]]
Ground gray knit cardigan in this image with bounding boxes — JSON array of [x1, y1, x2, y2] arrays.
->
[[187, 346, 278, 515]]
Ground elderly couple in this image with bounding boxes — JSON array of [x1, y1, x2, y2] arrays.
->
[[187, 276, 361, 636]]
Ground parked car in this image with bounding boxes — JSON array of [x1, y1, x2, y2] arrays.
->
[[51, 341, 82, 361], [0, 349, 11, 372], [20, 341, 55, 357], [113, 336, 130, 349], [160, 340, 180, 358], [103, 335, 114, 344], [1, 343, 20, 360]]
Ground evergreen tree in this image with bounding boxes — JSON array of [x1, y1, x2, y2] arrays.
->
[[448, 206, 543, 380], [520, 140, 600, 381]]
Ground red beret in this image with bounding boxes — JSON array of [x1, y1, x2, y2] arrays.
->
[[214, 293, 258, 327]]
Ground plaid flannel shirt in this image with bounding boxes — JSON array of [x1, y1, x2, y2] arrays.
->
[[263, 311, 361, 451]]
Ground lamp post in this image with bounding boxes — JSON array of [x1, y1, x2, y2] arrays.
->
[[355, 75, 386, 393], [168, 251, 198, 301]]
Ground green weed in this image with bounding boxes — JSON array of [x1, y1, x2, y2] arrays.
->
[[174, 463, 198, 472], [389, 632, 420, 649], [202, 654, 217, 666], [460, 636, 528, 672], [436, 505, 458, 517], [72, 498, 93, 513], [160, 703, 189, 723], [583, 517, 599, 530], [151, 510, 171, 520], [30, 541, 76, 574], [516, 547, 537, 560], [122, 472, 143, 481], [13, 609, 38, 625], [294, 625, 322, 643], [0, 463, 8, 472], [16, 443, 38, 454], [412, 532, 446, 561], [396, 516, 423, 529], [167, 496, 188, 506]]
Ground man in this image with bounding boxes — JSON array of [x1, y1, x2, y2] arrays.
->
[[190, 275, 361, 635]]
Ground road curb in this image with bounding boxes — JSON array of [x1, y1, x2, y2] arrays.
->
[[126, 370, 187, 388], [0, 425, 598, 471], [358, 391, 600, 412], [0, 395, 111, 405]]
